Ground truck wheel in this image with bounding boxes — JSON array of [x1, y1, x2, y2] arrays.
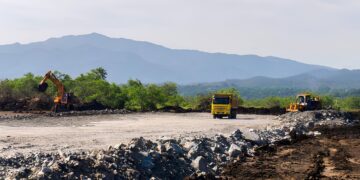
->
[[213, 115, 217, 119], [230, 110, 237, 119]]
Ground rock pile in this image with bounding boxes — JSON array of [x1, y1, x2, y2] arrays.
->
[[48, 109, 131, 117], [0, 113, 41, 121], [0, 110, 356, 179], [0, 132, 254, 179], [256, 110, 356, 145], [277, 110, 353, 125], [0, 109, 131, 121]]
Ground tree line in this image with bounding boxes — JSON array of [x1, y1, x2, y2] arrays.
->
[[0, 68, 359, 111]]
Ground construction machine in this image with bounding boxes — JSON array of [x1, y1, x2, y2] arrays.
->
[[287, 93, 321, 112], [38, 71, 79, 112], [211, 93, 239, 119]]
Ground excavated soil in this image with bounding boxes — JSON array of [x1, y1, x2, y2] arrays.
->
[[222, 124, 360, 179]]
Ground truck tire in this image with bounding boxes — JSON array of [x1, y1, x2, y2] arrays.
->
[[230, 109, 237, 119], [213, 115, 217, 119]]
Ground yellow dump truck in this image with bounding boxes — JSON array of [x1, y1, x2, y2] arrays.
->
[[211, 93, 239, 119]]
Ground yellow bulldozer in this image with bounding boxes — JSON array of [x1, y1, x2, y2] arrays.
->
[[287, 93, 322, 112]]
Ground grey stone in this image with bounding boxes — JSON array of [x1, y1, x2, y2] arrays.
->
[[38, 166, 52, 176], [228, 144, 242, 158], [183, 141, 196, 151], [141, 156, 154, 169], [191, 156, 208, 173], [164, 142, 184, 154], [231, 129, 243, 140], [114, 143, 126, 150], [242, 130, 264, 145], [211, 144, 224, 153]]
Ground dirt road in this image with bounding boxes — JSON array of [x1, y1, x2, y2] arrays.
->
[[0, 112, 279, 156]]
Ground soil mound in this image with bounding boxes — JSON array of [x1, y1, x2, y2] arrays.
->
[[222, 124, 360, 179]]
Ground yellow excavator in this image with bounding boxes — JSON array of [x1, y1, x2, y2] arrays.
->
[[38, 71, 79, 112], [287, 93, 322, 112]]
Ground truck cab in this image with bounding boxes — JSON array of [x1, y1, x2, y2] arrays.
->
[[211, 93, 238, 119]]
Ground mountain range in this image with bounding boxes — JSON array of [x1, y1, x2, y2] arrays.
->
[[178, 68, 360, 97], [0, 33, 359, 88]]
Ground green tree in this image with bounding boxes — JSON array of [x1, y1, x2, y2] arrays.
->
[[122, 79, 148, 110], [90, 67, 107, 80], [160, 82, 185, 107], [6, 73, 42, 98], [264, 97, 281, 108], [337, 97, 360, 110], [320, 95, 335, 109], [71, 68, 125, 108], [0, 80, 13, 99]]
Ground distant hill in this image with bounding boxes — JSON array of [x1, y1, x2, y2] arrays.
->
[[0, 33, 334, 84], [225, 69, 360, 89], [179, 69, 360, 98]]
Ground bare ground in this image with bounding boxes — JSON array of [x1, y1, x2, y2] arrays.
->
[[0, 112, 279, 157], [222, 124, 360, 179]]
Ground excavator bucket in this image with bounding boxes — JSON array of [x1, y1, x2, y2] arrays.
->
[[38, 83, 48, 92]]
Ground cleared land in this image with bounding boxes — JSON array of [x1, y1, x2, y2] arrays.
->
[[0, 112, 279, 157], [222, 124, 360, 179]]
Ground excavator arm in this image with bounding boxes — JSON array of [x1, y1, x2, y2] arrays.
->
[[38, 71, 65, 104]]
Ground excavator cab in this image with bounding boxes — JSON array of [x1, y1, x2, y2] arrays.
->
[[61, 93, 78, 104]]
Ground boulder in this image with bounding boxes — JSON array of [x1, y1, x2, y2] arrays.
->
[[228, 144, 242, 158], [37, 166, 52, 176], [191, 156, 208, 173], [163, 142, 184, 155], [242, 130, 264, 145], [230, 129, 243, 140], [141, 156, 154, 169]]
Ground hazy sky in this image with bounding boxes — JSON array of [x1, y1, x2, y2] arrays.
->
[[0, 0, 359, 69]]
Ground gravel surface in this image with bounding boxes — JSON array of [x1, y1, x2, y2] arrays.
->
[[0, 110, 356, 179], [0, 112, 279, 157]]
